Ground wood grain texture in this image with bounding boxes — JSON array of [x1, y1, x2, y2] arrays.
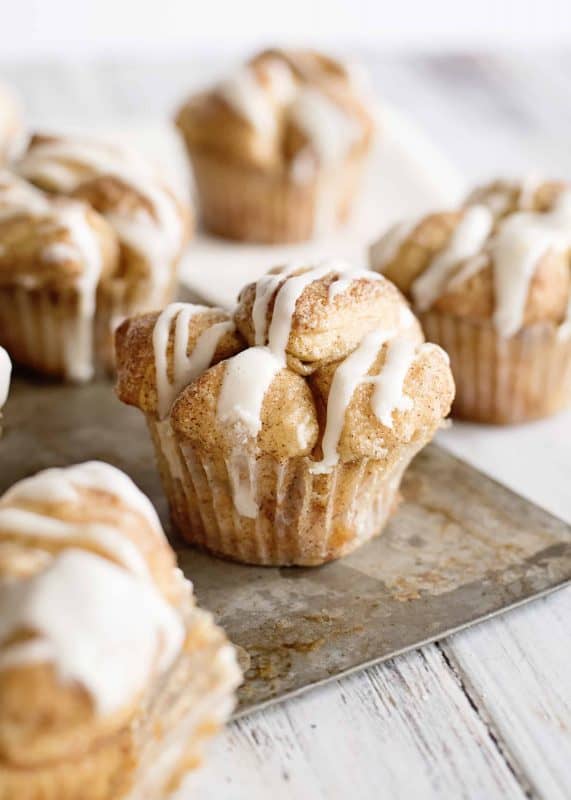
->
[[182, 646, 525, 800], [2, 52, 571, 799], [443, 593, 571, 800]]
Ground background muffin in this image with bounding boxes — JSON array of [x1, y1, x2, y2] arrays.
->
[[0, 173, 119, 382], [175, 49, 375, 243], [116, 261, 454, 566], [16, 133, 192, 370], [370, 179, 571, 424]]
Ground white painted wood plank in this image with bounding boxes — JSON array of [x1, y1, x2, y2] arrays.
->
[[443, 590, 571, 800], [182, 646, 524, 800]]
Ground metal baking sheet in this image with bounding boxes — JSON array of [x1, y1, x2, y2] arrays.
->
[[3, 376, 571, 716]]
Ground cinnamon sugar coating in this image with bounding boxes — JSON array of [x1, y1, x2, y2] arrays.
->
[[371, 181, 571, 328], [310, 340, 453, 465], [115, 307, 244, 415], [115, 264, 453, 468], [235, 265, 419, 373], [171, 360, 319, 459]]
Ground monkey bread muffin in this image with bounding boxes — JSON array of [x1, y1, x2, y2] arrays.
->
[[175, 49, 375, 243], [370, 178, 571, 424], [116, 260, 454, 566], [0, 461, 240, 800], [16, 133, 192, 371]]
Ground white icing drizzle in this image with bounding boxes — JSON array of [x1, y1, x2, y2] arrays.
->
[[490, 190, 571, 337], [369, 336, 417, 426], [217, 347, 283, 439], [2, 462, 164, 537], [217, 347, 283, 518], [18, 137, 184, 305], [327, 268, 382, 301], [251, 273, 284, 346], [152, 303, 234, 420], [311, 329, 420, 475], [0, 508, 149, 577], [0, 347, 11, 408], [222, 57, 299, 131], [369, 218, 419, 272], [290, 87, 360, 168], [0, 549, 184, 715], [218, 68, 280, 137], [310, 328, 395, 474], [251, 261, 376, 347], [267, 263, 334, 357], [411, 204, 494, 312], [0, 175, 103, 381]]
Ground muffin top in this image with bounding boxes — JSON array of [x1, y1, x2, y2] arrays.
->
[[0, 171, 118, 293], [369, 178, 571, 338], [175, 49, 376, 177], [0, 462, 187, 766], [116, 261, 454, 516], [17, 133, 192, 300]]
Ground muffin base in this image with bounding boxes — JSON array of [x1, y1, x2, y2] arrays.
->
[[0, 276, 177, 382], [148, 417, 421, 566], [420, 311, 571, 424], [0, 284, 92, 382], [188, 150, 366, 244], [0, 607, 239, 800]]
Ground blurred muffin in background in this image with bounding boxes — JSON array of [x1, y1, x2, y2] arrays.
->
[[115, 260, 454, 566], [0, 83, 24, 165], [175, 49, 376, 243], [16, 133, 192, 369], [370, 178, 571, 424]]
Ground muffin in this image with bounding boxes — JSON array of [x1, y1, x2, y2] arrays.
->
[[0, 172, 120, 382], [0, 461, 241, 800], [0, 84, 23, 165], [369, 178, 571, 424], [175, 49, 375, 243], [16, 133, 192, 369], [115, 261, 454, 566]]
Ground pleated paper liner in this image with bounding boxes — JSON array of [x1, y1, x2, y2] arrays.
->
[[189, 150, 365, 244], [147, 415, 422, 566], [420, 311, 571, 424]]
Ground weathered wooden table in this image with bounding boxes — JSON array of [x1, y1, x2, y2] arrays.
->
[[2, 52, 571, 799]]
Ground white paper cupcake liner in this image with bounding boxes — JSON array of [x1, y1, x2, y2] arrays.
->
[[420, 311, 571, 423], [148, 415, 421, 566]]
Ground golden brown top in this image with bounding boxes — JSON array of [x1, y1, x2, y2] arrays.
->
[[175, 48, 375, 175], [0, 172, 118, 291], [370, 179, 571, 337], [115, 304, 244, 418], [0, 462, 187, 768], [115, 262, 454, 474], [16, 133, 192, 291]]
